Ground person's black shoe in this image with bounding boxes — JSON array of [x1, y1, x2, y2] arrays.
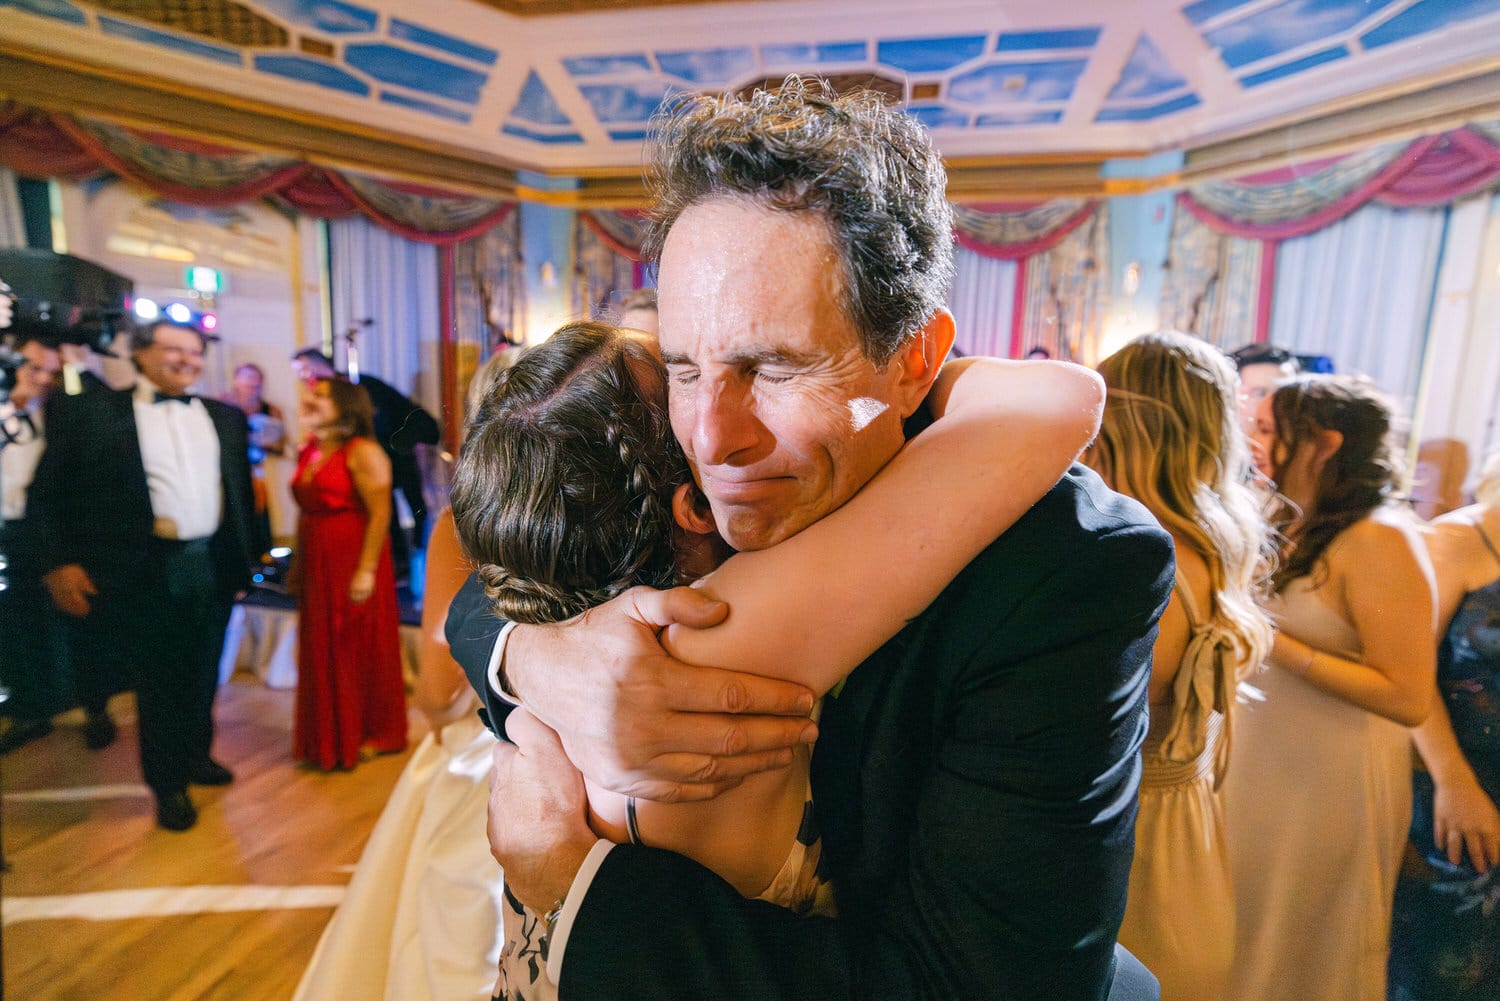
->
[[155, 790, 197, 831], [0, 718, 54, 754], [83, 710, 117, 750], [187, 758, 234, 786]]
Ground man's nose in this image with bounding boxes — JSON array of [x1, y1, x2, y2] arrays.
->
[[692, 379, 764, 466]]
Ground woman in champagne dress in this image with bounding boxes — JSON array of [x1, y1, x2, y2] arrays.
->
[[1086, 332, 1273, 1000], [1227, 375, 1436, 1001]]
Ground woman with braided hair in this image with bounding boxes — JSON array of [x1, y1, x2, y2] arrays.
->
[[1227, 375, 1436, 1001], [451, 320, 1104, 1001]]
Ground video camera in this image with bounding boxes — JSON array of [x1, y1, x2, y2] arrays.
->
[[0, 249, 133, 405]]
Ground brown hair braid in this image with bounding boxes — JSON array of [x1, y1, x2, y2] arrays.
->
[[450, 322, 689, 624]]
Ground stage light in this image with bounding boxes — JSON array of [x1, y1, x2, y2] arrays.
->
[[200, 312, 219, 332], [269, 546, 292, 559], [165, 302, 193, 324], [133, 298, 161, 321]]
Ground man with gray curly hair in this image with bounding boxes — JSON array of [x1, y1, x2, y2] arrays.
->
[[449, 78, 1172, 1000]]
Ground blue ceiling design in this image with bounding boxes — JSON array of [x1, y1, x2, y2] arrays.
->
[[996, 28, 1101, 51], [656, 47, 756, 85], [1361, 0, 1500, 50], [878, 35, 988, 73], [345, 44, 488, 104], [99, 15, 241, 64], [760, 41, 868, 65], [0, 0, 85, 25], [948, 59, 1089, 105], [1199, 0, 1401, 70], [254, 54, 369, 95], [255, 0, 376, 34], [5, 0, 1499, 163], [388, 20, 498, 66], [564, 53, 653, 76]]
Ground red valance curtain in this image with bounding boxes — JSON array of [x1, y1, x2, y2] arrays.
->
[[1176, 124, 1500, 341], [0, 102, 516, 245]]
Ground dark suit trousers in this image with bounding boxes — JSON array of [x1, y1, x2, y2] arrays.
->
[[70, 539, 230, 794], [0, 521, 72, 722]]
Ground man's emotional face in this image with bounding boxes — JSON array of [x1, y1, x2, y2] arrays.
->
[[657, 199, 913, 552]]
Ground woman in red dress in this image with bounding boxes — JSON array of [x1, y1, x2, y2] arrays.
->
[[290, 376, 407, 770]]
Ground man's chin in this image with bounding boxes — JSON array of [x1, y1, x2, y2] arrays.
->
[[714, 508, 818, 553]]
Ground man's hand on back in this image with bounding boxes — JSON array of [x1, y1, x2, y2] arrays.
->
[[505, 585, 819, 803]]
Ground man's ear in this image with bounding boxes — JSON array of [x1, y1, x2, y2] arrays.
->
[[671, 482, 717, 535], [891, 308, 956, 418]]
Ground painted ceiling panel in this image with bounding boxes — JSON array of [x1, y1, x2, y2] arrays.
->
[[254, 53, 369, 94], [255, 0, 376, 34], [877, 34, 987, 73], [344, 43, 488, 103], [975, 109, 1065, 127], [564, 53, 654, 76], [512, 71, 574, 126], [655, 46, 755, 84], [5, 0, 1500, 171], [388, 19, 499, 65], [1240, 45, 1347, 88], [100, 14, 243, 64], [1106, 35, 1189, 101], [760, 41, 868, 64], [994, 27, 1100, 51], [1202, 0, 1402, 70], [948, 59, 1088, 105], [580, 80, 677, 123], [381, 90, 471, 123], [1361, 0, 1500, 50], [1182, 0, 1257, 25], [2, 0, 89, 25]]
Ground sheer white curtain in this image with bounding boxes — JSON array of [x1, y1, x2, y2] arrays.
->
[[0, 169, 25, 249], [947, 246, 1017, 357], [327, 216, 441, 411], [1269, 202, 1446, 404]]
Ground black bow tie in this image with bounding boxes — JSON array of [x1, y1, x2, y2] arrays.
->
[[154, 391, 192, 405]]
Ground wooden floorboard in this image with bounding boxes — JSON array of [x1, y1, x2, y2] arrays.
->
[[1, 677, 422, 1000]]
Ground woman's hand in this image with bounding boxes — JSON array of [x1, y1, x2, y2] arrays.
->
[[1433, 773, 1500, 872], [348, 568, 376, 604]]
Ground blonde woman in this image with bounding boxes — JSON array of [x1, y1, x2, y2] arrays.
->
[[1085, 332, 1273, 1000], [1230, 376, 1436, 1001]]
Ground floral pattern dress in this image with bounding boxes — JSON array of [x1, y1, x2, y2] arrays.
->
[[1389, 523, 1500, 1001]]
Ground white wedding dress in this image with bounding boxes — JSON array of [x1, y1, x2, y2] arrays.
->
[[292, 707, 504, 1001]]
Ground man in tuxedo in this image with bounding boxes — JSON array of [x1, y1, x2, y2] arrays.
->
[[29, 320, 261, 830], [450, 80, 1173, 999]]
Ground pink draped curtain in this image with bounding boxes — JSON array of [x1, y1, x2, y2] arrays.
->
[[0, 102, 516, 245], [951, 201, 1106, 358], [1176, 124, 1500, 341]]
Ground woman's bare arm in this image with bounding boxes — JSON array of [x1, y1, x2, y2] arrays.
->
[[346, 438, 393, 605], [1270, 514, 1436, 726], [415, 507, 481, 737], [663, 356, 1103, 695]]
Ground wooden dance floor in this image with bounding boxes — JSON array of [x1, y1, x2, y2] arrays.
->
[[1, 678, 420, 1000]]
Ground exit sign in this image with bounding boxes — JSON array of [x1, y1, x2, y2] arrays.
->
[[186, 266, 223, 293]]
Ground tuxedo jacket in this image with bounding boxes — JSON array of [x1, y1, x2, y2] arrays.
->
[[449, 464, 1174, 1001], [27, 382, 261, 600]]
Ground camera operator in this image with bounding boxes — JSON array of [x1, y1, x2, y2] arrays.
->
[[0, 335, 68, 755]]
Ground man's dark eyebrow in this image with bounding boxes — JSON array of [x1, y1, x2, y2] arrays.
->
[[661, 347, 820, 368]]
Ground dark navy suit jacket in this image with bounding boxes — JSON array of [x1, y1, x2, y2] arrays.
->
[[448, 463, 1173, 1001]]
